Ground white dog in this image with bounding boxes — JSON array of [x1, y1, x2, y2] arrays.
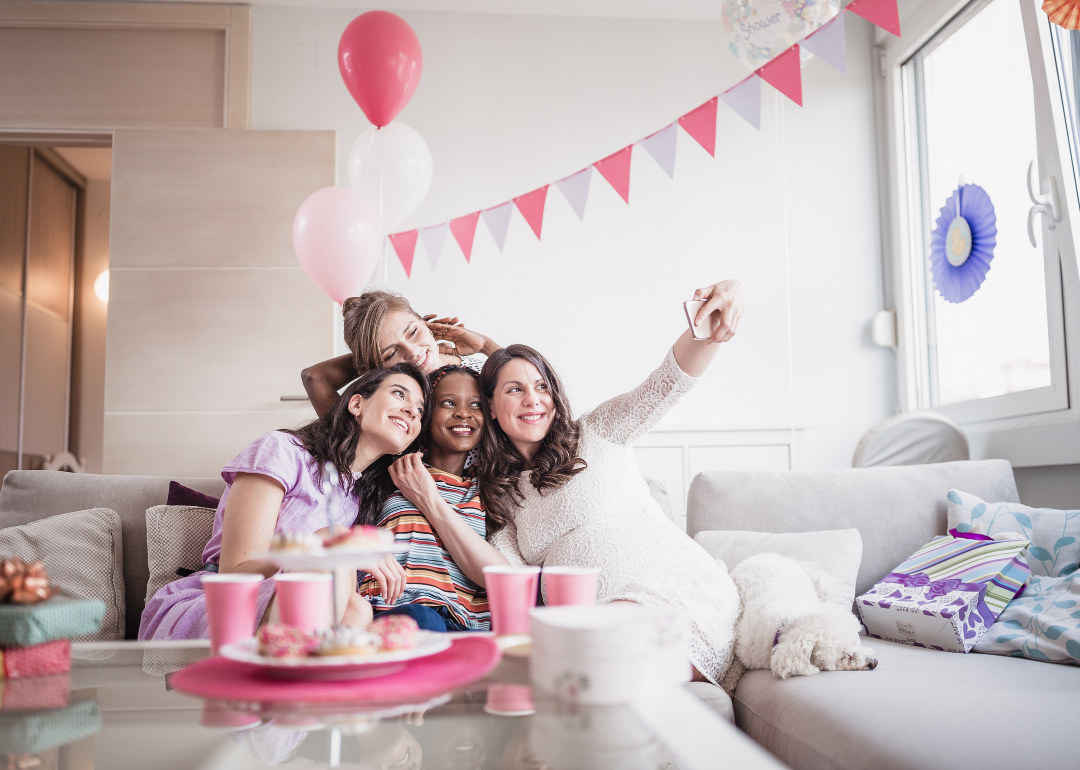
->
[[730, 553, 878, 679]]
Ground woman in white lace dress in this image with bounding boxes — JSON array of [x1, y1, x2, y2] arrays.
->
[[479, 280, 745, 684]]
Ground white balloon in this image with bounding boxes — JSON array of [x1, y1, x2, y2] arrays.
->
[[347, 122, 433, 233]]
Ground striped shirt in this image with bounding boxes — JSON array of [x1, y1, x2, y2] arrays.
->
[[359, 466, 490, 630]]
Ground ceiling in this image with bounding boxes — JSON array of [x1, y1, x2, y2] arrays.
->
[[139, 0, 726, 20]]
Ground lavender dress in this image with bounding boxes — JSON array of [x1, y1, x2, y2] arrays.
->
[[138, 431, 360, 640]]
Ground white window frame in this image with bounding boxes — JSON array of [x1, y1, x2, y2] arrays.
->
[[876, 0, 1080, 467]]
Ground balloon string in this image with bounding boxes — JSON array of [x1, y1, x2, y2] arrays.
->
[[775, 90, 796, 469]]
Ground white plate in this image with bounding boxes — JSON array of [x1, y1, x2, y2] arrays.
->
[[220, 632, 452, 681], [259, 545, 403, 572]]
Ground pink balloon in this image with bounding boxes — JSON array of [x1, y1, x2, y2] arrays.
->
[[338, 11, 422, 128], [292, 187, 381, 303]]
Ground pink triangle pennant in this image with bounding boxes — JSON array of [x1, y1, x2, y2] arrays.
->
[[720, 75, 762, 131], [449, 211, 481, 263], [593, 145, 633, 204], [513, 186, 549, 240], [802, 12, 847, 74], [388, 230, 418, 278], [845, 0, 900, 37], [757, 45, 803, 107], [639, 123, 678, 179], [678, 97, 718, 157]]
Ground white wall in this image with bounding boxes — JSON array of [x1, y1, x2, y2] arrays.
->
[[251, 7, 896, 470]]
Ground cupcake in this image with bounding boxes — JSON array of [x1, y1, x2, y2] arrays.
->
[[315, 626, 380, 656], [322, 525, 392, 552], [372, 614, 419, 651], [270, 531, 324, 553]]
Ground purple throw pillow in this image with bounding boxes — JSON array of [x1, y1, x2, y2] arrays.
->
[[167, 481, 220, 510]]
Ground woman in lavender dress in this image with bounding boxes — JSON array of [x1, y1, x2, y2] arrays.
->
[[139, 364, 429, 640]]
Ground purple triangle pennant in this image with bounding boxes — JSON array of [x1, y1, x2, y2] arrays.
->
[[420, 223, 448, 270], [720, 75, 762, 131], [556, 167, 592, 221], [482, 202, 514, 253], [802, 13, 847, 75], [638, 123, 678, 179]]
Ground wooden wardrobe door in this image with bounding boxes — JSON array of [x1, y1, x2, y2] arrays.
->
[[105, 129, 335, 477]]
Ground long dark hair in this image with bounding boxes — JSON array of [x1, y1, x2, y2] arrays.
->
[[285, 363, 429, 525], [477, 345, 586, 535]]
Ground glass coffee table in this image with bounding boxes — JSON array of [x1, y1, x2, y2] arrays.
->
[[3, 640, 784, 770]]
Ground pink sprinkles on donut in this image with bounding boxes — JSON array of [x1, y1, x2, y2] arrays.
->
[[372, 614, 419, 650]]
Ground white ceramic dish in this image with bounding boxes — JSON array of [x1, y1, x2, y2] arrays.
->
[[220, 632, 451, 681]]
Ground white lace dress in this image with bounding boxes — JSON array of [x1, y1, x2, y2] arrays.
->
[[489, 348, 740, 684]]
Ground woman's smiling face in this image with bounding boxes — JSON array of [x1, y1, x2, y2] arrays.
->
[[428, 372, 484, 455], [377, 310, 442, 374], [350, 373, 425, 455], [489, 358, 555, 460]]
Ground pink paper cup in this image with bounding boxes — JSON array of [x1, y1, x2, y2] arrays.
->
[[483, 566, 541, 636], [274, 572, 333, 631], [201, 573, 264, 654], [543, 566, 600, 607], [484, 683, 535, 716]]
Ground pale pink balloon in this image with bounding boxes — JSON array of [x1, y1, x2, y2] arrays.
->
[[292, 187, 381, 303]]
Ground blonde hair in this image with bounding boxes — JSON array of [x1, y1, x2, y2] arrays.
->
[[342, 290, 422, 374]]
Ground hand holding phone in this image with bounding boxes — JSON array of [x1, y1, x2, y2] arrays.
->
[[684, 299, 718, 341]]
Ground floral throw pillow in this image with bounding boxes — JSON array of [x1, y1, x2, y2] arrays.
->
[[973, 573, 1080, 665], [946, 490, 1080, 577]]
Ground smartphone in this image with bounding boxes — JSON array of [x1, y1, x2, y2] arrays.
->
[[684, 299, 715, 341]]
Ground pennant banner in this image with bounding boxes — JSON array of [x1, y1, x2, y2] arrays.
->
[[758, 45, 803, 107], [720, 75, 762, 131], [847, 0, 901, 37], [594, 145, 633, 204], [802, 12, 847, 75], [514, 186, 549, 240], [639, 123, 678, 179], [482, 202, 513, 253], [385, 2, 899, 277], [679, 97, 718, 157], [450, 211, 481, 262], [388, 230, 418, 278], [420, 223, 448, 270], [557, 167, 592, 221]]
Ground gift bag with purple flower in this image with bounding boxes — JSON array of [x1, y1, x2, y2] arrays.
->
[[856, 535, 1030, 653]]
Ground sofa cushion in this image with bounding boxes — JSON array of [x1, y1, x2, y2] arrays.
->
[[974, 572, 1080, 665], [947, 489, 1080, 577], [144, 504, 217, 607], [686, 460, 1018, 596], [734, 639, 1080, 770], [694, 529, 862, 607], [0, 508, 124, 641], [0, 471, 226, 639]]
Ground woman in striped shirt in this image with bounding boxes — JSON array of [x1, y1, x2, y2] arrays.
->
[[359, 365, 509, 631]]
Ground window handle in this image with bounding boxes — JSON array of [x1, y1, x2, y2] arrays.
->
[[1026, 160, 1061, 248]]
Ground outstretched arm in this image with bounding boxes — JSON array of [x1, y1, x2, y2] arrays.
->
[[301, 354, 359, 419]]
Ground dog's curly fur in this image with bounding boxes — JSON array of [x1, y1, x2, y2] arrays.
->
[[730, 553, 878, 679]]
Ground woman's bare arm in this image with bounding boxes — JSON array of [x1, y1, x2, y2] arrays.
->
[[218, 473, 285, 578], [389, 454, 509, 586], [301, 354, 359, 419]]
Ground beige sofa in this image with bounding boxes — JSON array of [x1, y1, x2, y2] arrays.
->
[[687, 460, 1080, 770]]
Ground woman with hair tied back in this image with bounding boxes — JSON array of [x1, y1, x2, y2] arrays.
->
[[479, 280, 746, 685], [302, 290, 500, 418], [139, 364, 430, 640]]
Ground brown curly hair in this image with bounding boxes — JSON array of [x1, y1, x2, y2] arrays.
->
[[477, 344, 586, 535], [342, 290, 422, 375]]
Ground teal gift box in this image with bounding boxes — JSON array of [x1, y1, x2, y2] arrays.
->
[[0, 597, 105, 647]]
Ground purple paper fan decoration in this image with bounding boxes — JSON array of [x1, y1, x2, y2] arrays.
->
[[929, 184, 997, 303]]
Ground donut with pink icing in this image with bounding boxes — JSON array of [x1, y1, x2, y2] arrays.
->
[[257, 625, 320, 658], [372, 615, 419, 650]]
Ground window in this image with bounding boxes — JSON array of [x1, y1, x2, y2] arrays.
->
[[896, 0, 1071, 425]]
